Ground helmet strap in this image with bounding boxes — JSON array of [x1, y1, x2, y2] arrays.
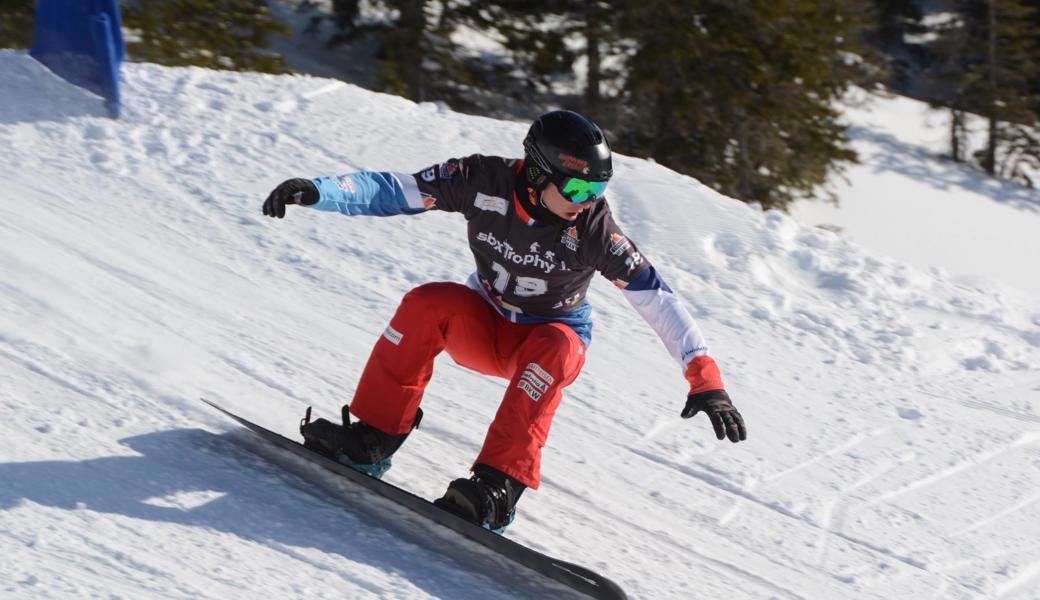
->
[[524, 185, 572, 228], [524, 159, 551, 192], [520, 157, 571, 228]]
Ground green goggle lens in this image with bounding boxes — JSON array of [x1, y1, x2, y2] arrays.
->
[[559, 177, 609, 203]]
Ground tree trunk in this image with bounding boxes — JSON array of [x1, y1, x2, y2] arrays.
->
[[951, 109, 965, 162], [736, 119, 753, 201], [584, 1, 602, 114], [983, 0, 998, 175], [397, 0, 426, 101]]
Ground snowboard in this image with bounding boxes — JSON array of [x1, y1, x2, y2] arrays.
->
[[201, 398, 628, 600]]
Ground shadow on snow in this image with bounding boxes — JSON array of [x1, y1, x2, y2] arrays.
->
[[849, 125, 1040, 214], [0, 427, 575, 599]]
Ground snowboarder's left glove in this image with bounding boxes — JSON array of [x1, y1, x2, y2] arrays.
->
[[263, 178, 319, 218], [682, 389, 746, 443]]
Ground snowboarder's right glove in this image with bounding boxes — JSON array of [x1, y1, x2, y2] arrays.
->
[[682, 389, 746, 443], [262, 178, 319, 218], [680, 355, 745, 443]]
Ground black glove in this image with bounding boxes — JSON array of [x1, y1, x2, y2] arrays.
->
[[682, 389, 746, 443], [262, 178, 319, 218]]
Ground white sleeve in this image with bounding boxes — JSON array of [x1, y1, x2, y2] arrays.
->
[[622, 285, 709, 370]]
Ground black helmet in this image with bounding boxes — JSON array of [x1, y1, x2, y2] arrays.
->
[[523, 111, 612, 192]]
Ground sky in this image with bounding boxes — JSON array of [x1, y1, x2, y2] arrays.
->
[[2, 50, 1040, 599]]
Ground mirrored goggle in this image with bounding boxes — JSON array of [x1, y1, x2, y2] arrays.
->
[[559, 177, 609, 203]]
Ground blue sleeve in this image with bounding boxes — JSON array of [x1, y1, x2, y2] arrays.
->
[[626, 266, 673, 292], [308, 172, 427, 217]]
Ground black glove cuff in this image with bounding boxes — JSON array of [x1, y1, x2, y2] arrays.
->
[[288, 178, 319, 205], [682, 388, 730, 418], [687, 389, 730, 403]]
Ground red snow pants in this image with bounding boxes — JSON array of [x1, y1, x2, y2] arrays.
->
[[349, 282, 586, 489]]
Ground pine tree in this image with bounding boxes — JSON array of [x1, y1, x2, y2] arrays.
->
[[928, 10, 973, 162], [0, 0, 35, 50], [998, 119, 1040, 186], [122, 0, 288, 74], [864, 0, 927, 91], [927, 0, 1040, 181], [448, 1, 621, 115], [324, 1, 473, 104], [615, 0, 864, 211], [1030, 0, 1040, 115], [322, 1, 621, 117]]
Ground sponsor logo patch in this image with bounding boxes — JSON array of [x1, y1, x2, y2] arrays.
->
[[520, 370, 549, 393], [516, 362, 555, 402], [422, 195, 438, 210], [517, 380, 543, 401], [682, 347, 708, 362], [438, 161, 459, 179], [421, 167, 436, 182], [609, 233, 632, 256], [525, 362, 555, 385], [478, 231, 557, 274], [625, 251, 643, 272], [382, 325, 404, 345], [474, 192, 509, 216], [335, 175, 356, 193], [561, 227, 579, 252]]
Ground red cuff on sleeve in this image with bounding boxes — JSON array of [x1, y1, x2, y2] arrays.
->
[[684, 355, 725, 395]]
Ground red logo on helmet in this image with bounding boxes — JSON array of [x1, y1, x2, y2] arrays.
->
[[558, 153, 589, 173]]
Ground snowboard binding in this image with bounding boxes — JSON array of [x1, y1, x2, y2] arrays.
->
[[434, 464, 525, 535], [300, 405, 422, 479]]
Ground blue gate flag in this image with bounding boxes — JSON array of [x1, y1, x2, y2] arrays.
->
[[30, 0, 126, 118]]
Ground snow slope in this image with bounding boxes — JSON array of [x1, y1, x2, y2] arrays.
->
[[2, 50, 1040, 599], [791, 89, 1040, 299]]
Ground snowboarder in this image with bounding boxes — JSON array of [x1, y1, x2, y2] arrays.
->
[[261, 110, 746, 533]]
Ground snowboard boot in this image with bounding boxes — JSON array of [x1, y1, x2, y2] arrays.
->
[[433, 464, 526, 534], [300, 406, 422, 479]]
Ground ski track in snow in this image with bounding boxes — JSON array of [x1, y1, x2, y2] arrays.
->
[[2, 51, 1040, 599]]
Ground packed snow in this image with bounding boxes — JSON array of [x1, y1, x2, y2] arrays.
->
[[2, 50, 1040, 599]]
